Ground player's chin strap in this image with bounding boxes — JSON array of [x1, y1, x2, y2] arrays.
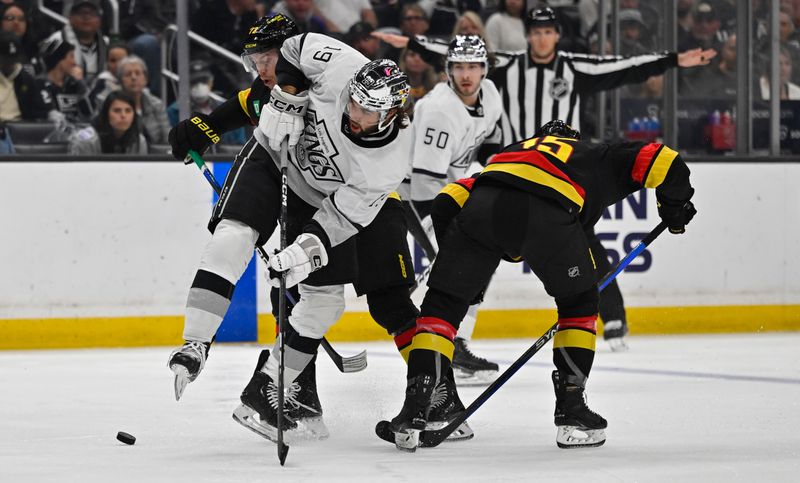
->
[[419, 221, 669, 448], [185, 150, 367, 374]]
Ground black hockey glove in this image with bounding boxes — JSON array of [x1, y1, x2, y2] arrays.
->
[[657, 198, 697, 234], [168, 112, 221, 162]]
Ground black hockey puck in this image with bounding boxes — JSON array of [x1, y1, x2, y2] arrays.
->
[[116, 431, 136, 445]]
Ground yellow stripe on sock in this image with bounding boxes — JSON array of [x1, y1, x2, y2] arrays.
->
[[399, 345, 412, 363], [410, 333, 455, 361], [553, 329, 596, 351]]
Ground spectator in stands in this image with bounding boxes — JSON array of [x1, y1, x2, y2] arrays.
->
[[452, 10, 486, 39], [0, 30, 49, 122], [378, 4, 430, 63], [69, 90, 147, 154], [677, 0, 696, 49], [37, 35, 94, 124], [270, 0, 327, 34], [190, 0, 258, 96], [118, 0, 169, 97], [399, 47, 441, 103], [400, 4, 431, 37], [314, 0, 376, 35], [43, 0, 108, 85], [166, 60, 246, 146], [485, 0, 526, 51], [89, 40, 127, 106], [118, 55, 168, 144], [619, 8, 653, 54], [1, 2, 41, 74], [425, 0, 483, 38], [759, 46, 800, 100], [191, 0, 259, 53], [686, 33, 737, 98], [679, 1, 726, 52], [345, 21, 380, 60]]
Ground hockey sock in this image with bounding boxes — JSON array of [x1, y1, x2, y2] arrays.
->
[[262, 322, 321, 385], [183, 269, 235, 342], [406, 316, 456, 383], [552, 314, 597, 382], [392, 320, 417, 363]]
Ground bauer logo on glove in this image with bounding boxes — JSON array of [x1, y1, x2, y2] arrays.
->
[[267, 233, 328, 288]]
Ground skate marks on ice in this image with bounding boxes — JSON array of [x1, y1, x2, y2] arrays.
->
[[1, 334, 799, 481]]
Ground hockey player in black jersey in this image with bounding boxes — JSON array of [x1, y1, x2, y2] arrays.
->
[[373, 6, 714, 350], [386, 120, 696, 451]]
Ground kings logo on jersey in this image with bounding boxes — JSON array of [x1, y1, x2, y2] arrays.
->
[[294, 109, 344, 183]]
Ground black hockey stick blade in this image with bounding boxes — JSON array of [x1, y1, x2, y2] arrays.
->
[[419, 221, 669, 448], [320, 338, 368, 372], [188, 149, 366, 374], [278, 442, 289, 466]]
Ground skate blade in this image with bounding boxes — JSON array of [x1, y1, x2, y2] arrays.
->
[[231, 404, 325, 444], [394, 429, 420, 452], [607, 337, 629, 352], [556, 426, 606, 449], [425, 420, 474, 442], [454, 367, 498, 386], [170, 365, 190, 401]]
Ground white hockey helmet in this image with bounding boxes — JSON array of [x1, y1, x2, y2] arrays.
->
[[446, 35, 488, 87], [341, 59, 410, 133]]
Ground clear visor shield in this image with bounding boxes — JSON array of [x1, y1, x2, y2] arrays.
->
[[339, 83, 393, 134], [241, 51, 276, 74]]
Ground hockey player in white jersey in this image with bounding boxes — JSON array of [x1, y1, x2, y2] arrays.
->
[[228, 33, 414, 443], [406, 35, 503, 384]]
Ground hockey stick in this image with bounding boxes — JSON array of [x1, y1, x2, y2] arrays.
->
[[402, 201, 437, 294], [414, 221, 669, 448], [276, 141, 290, 465], [186, 150, 367, 373]]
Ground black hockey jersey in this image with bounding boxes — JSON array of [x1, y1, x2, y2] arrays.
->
[[436, 136, 694, 231], [236, 77, 271, 125]]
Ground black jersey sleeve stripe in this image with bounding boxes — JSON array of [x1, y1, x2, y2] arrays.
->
[[412, 167, 448, 179]]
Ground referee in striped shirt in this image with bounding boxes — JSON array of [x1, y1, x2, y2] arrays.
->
[[492, 7, 716, 145]]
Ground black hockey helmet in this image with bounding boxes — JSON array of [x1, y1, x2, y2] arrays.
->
[[534, 120, 581, 139], [241, 13, 298, 56], [525, 6, 560, 33]]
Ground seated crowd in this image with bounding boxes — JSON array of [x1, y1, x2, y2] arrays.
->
[[0, 0, 798, 154]]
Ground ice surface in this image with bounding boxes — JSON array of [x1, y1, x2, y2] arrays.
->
[[2, 334, 799, 482]]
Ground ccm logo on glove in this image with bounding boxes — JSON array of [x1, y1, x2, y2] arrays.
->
[[190, 116, 220, 143]]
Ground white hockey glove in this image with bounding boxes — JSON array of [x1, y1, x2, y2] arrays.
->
[[267, 233, 328, 288], [259, 84, 309, 152]]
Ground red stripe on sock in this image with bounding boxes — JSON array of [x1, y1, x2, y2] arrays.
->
[[416, 316, 457, 341], [557, 315, 597, 332], [393, 326, 415, 350]]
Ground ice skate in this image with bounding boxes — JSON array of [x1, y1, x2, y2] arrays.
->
[[232, 351, 328, 443], [389, 374, 436, 452], [425, 371, 474, 441], [168, 340, 210, 401], [552, 370, 607, 449], [603, 319, 629, 352], [452, 337, 499, 385]]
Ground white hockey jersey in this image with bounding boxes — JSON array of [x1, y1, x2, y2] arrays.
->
[[409, 79, 503, 204], [254, 33, 413, 247]]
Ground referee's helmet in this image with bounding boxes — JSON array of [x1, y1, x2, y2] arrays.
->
[[525, 6, 561, 33]]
